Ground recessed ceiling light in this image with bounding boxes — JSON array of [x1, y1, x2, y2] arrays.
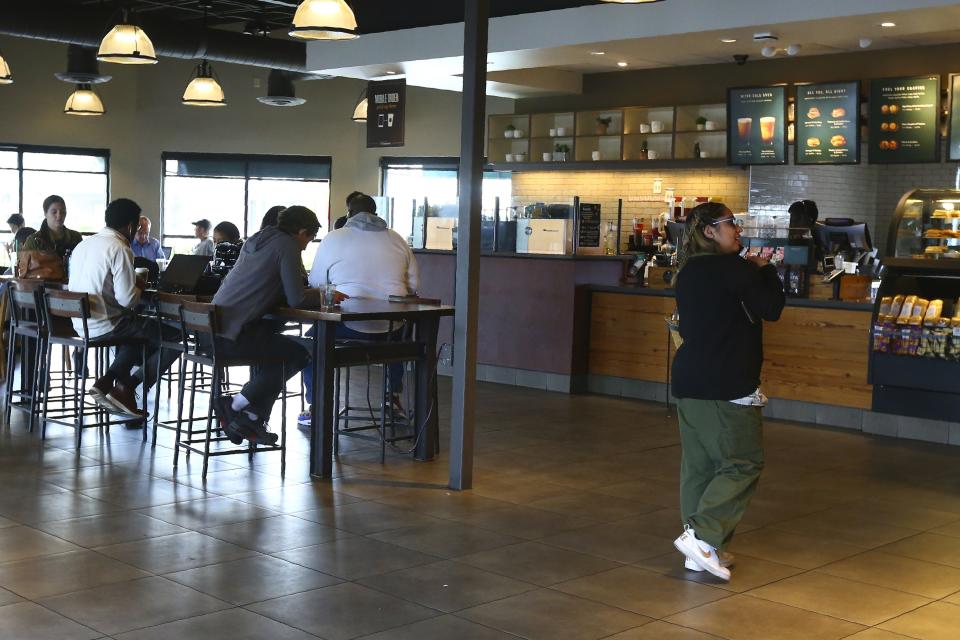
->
[[617, 61, 628, 67], [385, 70, 397, 75], [720, 38, 737, 43], [880, 21, 896, 28], [589, 51, 606, 55]]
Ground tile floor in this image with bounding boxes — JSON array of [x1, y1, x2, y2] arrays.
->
[[1, 377, 960, 639]]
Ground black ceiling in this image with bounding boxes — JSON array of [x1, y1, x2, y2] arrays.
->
[[57, 1, 612, 35]]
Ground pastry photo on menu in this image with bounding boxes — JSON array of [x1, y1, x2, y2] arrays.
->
[[807, 137, 821, 147], [831, 107, 847, 118], [830, 134, 847, 147], [807, 107, 821, 119]]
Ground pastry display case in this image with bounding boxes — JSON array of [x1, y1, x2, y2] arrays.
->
[[886, 189, 960, 259]]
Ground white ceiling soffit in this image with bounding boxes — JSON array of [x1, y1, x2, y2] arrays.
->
[[306, 0, 960, 98]]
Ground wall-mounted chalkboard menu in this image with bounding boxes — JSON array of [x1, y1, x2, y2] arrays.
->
[[869, 75, 940, 164], [795, 82, 860, 165], [727, 86, 787, 165], [577, 202, 601, 250], [948, 74, 960, 162]]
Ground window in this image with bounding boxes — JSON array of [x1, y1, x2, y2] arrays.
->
[[0, 144, 110, 267], [161, 152, 331, 259], [380, 157, 512, 244]]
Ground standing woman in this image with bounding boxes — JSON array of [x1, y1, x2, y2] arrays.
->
[[22, 195, 84, 258], [671, 202, 785, 581]]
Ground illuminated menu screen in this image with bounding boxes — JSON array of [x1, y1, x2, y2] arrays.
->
[[948, 75, 960, 161], [869, 75, 940, 164], [795, 82, 860, 165], [727, 86, 787, 165]]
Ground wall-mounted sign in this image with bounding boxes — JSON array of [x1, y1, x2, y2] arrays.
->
[[869, 75, 940, 164], [948, 74, 960, 162], [727, 86, 787, 165], [366, 79, 406, 148], [795, 81, 860, 165], [576, 202, 601, 251]]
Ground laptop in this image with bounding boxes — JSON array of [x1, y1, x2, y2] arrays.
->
[[157, 254, 211, 294]]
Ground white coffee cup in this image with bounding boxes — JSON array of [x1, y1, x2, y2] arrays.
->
[[542, 152, 552, 161], [699, 151, 711, 158], [135, 267, 149, 280], [705, 120, 717, 131], [651, 121, 664, 133], [549, 128, 557, 137], [647, 150, 659, 160], [556, 127, 567, 136], [505, 153, 515, 162], [592, 151, 601, 161], [513, 130, 524, 138], [639, 124, 651, 133], [515, 153, 526, 162]]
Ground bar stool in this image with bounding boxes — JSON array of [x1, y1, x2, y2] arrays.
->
[[174, 301, 287, 478], [151, 293, 195, 444], [4, 280, 45, 431], [41, 290, 149, 446]]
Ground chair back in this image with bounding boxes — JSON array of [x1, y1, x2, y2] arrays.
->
[[180, 301, 219, 361], [43, 289, 90, 340], [8, 279, 44, 328], [156, 293, 196, 322]]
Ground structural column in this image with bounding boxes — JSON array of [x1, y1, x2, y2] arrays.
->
[[449, 0, 489, 490]]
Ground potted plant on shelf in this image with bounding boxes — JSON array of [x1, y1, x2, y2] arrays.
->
[[554, 143, 571, 162], [696, 116, 708, 131], [504, 124, 516, 139], [596, 116, 613, 135]]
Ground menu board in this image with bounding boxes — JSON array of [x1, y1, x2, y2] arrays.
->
[[366, 79, 406, 148], [948, 74, 960, 161], [795, 82, 860, 165], [577, 202, 601, 250], [869, 75, 940, 164], [727, 86, 787, 165]]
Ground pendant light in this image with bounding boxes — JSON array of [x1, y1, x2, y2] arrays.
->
[[600, 0, 665, 3], [97, 10, 157, 65], [290, 0, 359, 40], [257, 69, 306, 106], [0, 49, 12, 85], [182, 60, 226, 106], [351, 88, 367, 122], [64, 84, 105, 116]]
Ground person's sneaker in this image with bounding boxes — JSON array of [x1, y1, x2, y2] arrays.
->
[[685, 551, 734, 572], [674, 526, 730, 581], [213, 396, 243, 445], [297, 409, 312, 428], [89, 377, 122, 412], [106, 382, 144, 417]]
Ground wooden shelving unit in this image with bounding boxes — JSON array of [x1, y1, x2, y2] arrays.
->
[[487, 102, 728, 167]]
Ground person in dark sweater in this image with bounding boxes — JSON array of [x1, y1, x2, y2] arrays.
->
[[670, 202, 785, 582]]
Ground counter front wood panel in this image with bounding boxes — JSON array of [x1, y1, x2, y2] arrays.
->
[[588, 292, 873, 409]]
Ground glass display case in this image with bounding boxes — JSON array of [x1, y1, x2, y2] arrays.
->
[[886, 188, 960, 259]]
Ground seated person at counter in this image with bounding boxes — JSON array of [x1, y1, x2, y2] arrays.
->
[[259, 205, 286, 231], [192, 218, 215, 256], [7, 213, 35, 254], [131, 216, 164, 261], [302, 194, 419, 422], [70, 199, 181, 416], [211, 206, 325, 444], [333, 190, 364, 231], [210, 221, 243, 277], [22, 195, 84, 258]]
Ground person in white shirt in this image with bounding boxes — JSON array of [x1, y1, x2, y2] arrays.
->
[[303, 194, 419, 422], [68, 199, 180, 416]]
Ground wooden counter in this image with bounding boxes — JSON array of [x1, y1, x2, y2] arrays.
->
[[588, 290, 873, 409]]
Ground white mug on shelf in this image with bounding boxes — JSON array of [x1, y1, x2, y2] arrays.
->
[[651, 121, 664, 133], [549, 128, 557, 137], [592, 151, 601, 161], [638, 124, 651, 133], [705, 120, 717, 131], [513, 129, 524, 138], [556, 127, 567, 136], [699, 151, 711, 158], [542, 152, 552, 161], [647, 150, 660, 160], [515, 153, 526, 162], [505, 153, 515, 162]]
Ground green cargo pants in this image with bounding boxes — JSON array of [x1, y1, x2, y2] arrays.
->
[[677, 398, 765, 550]]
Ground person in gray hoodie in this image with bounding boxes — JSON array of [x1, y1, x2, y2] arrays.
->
[[209, 206, 328, 445]]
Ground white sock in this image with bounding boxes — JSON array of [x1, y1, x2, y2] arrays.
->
[[231, 394, 250, 412]]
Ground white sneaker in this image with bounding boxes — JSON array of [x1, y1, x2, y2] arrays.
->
[[674, 526, 731, 581], [685, 551, 734, 572]]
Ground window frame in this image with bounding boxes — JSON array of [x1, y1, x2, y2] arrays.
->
[[160, 151, 333, 243], [0, 142, 111, 214]]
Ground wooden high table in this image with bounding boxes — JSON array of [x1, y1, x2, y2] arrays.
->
[[274, 299, 455, 479]]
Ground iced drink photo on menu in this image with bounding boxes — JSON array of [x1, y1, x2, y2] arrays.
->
[[738, 117, 753, 145], [760, 116, 776, 144]]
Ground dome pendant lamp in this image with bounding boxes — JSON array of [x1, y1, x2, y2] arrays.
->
[[352, 90, 367, 123], [182, 60, 226, 106], [0, 49, 12, 84], [290, 0, 359, 40], [64, 84, 105, 116], [600, 1, 665, 3], [97, 10, 158, 65]]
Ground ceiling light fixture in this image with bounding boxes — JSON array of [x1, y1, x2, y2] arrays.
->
[[0, 49, 12, 85], [182, 60, 226, 106], [859, 37, 873, 49], [599, 0, 665, 3], [290, 0, 359, 40], [352, 89, 367, 123], [56, 45, 112, 84], [97, 10, 158, 65], [617, 61, 629, 67], [880, 21, 896, 28], [385, 70, 397, 75], [257, 69, 305, 107], [720, 38, 737, 43], [786, 44, 801, 56], [590, 50, 606, 55], [64, 84, 105, 116], [761, 46, 777, 58]]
